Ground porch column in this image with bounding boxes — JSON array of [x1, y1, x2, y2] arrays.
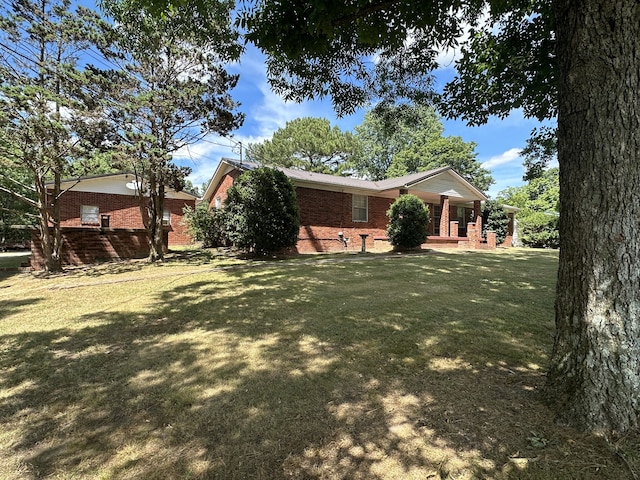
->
[[450, 221, 459, 237], [504, 213, 515, 247], [440, 195, 450, 237], [473, 200, 482, 234], [467, 222, 480, 249]]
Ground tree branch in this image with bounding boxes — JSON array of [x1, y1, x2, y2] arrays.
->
[[0, 206, 38, 218], [0, 172, 36, 194], [0, 184, 38, 208]]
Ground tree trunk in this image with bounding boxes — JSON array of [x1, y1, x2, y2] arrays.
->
[[51, 169, 63, 270], [149, 182, 165, 262], [547, 0, 640, 433], [36, 175, 62, 273], [142, 169, 165, 263]]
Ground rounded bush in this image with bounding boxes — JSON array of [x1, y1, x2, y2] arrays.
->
[[520, 211, 559, 248], [223, 167, 300, 254], [386, 194, 429, 249]]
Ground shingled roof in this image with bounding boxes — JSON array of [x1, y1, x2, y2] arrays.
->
[[202, 158, 488, 202]]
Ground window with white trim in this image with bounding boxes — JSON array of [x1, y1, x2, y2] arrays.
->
[[80, 205, 99, 224], [162, 208, 171, 226], [215, 196, 222, 209], [352, 194, 368, 222]]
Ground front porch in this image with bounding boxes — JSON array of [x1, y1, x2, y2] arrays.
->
[[372, 195, 512, 251], [373, 223, 499, 251]]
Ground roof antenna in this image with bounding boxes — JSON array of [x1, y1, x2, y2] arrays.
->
[[231, 139, 243, 164]]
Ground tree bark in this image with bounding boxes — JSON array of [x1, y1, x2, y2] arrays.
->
[[35, 174, 62, 273], [141, 167, 165, 263], [149, 181, 165, 262], [547, 0, 640, 433]]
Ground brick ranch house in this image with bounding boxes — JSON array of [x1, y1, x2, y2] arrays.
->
[[30, 172, 197, 269], [202, 158, 517, 253]]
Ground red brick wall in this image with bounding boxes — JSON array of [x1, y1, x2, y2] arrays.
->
[[205, 175, 395, 252], [208, 171, 240, 209], [30, 227, 160, 270], [57, 191, 194, 246], [295, 187, 393, 252], [164, 198, 195, 245]]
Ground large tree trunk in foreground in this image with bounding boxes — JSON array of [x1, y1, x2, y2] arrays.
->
[[547, 0, 640, 433]]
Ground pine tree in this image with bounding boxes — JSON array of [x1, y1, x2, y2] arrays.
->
[[246, 117, 357, 175], [96, 4, 243, 261], [0, 0, 105, 272]]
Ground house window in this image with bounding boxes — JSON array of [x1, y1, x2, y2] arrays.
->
[[433, 205, 441, 235], [162, 208, 171, 226], [352, 194, 368, 222], [81, 205, 99, 225], [457, 206, 467, 228], [457, 206, 474, 235], [215, 196, 222, 209]]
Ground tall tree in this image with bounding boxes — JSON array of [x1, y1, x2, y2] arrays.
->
[[354, 104, 493, 191], [97, 3, 243, 261], [0, 0, 105, 272], [237, 0, 640, 434], [246, 117, 357, 174]]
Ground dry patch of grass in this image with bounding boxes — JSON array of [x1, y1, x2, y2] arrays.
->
[[1, 248, 638, 479]]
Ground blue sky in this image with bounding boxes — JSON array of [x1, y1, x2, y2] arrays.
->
[[175, 43, 551, 199]]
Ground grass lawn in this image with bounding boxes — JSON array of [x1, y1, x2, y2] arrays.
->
[[0, 248, 638, 479]]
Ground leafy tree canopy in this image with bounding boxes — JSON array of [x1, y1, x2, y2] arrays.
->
[[246, 117, 357, 174], [354, 104, 493, 191], [0, 0, 109, 271], [92, 4, 244, 261], [240, 1, 477, 116]]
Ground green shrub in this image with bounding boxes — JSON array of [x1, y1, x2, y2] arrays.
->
[[182, 204, 228, 248], [482, 200, 510, 245], [223, 167, 300, 254], [519, 211, 559, 248], [386, 194, 429, 249]]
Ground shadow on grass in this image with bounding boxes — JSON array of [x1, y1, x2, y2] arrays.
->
[[1, 249, 635, 479], [0, 298, 44, 321]]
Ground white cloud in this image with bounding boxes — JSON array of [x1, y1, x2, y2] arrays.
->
[[482, 148, 522, 169], [251, 81, 314, 137]]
